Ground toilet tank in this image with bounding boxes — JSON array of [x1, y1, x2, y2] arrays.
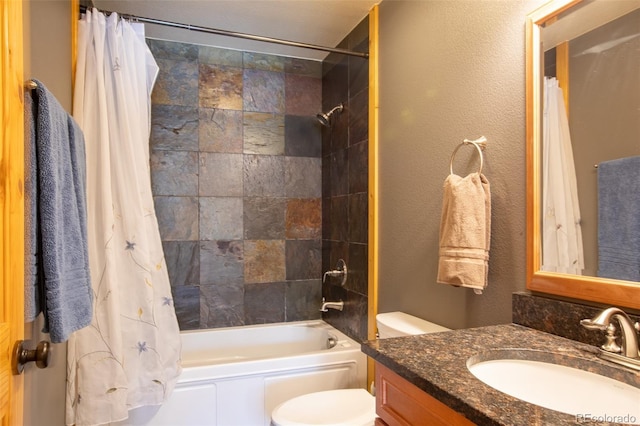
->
[[376, 312, 450, 338]]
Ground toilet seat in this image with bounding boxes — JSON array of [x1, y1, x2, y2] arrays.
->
[[271, 388, 376, 426]]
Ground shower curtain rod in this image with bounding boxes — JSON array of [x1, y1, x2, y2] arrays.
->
[[79, 5, 369, 59]]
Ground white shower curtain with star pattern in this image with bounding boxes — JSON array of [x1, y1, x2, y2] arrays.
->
[[67, 9, 181, 425]]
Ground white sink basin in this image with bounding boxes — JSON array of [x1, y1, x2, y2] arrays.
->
[[468, 357, 640, 423]]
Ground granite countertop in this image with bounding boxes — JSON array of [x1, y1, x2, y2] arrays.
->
[[361, 324, 640, 426]]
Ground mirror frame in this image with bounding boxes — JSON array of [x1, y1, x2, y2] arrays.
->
[[525, 0, 640, 310]]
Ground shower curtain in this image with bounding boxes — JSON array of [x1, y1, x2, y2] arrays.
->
[[541, 77, 584, 275], [67, 9, 181, 425]]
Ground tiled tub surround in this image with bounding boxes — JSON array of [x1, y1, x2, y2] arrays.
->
[[321, 17, 370, 343], [148, 39, 324, 329], [362, 324, 640, 426]]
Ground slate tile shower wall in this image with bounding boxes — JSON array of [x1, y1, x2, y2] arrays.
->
[[321, 17, 370, 343], [148, 39, 324, 330]]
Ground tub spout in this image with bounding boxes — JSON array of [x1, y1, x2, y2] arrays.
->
[[320, 298, 344, 312]]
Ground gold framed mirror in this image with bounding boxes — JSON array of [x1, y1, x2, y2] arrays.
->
[[526, 0, 640, 309]]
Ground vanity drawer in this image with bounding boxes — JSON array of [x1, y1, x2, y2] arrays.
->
[[375, 362, 475, 426]]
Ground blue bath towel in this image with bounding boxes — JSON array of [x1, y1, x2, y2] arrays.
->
[[24, 90, 39, 321], [26, 79, 93, 343], [597, 156, 640, 282]]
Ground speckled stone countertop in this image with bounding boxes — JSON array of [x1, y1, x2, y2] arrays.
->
[[361, 324, 640, 426]]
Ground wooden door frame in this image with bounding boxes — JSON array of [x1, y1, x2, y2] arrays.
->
[[1, 0, 26, 424]]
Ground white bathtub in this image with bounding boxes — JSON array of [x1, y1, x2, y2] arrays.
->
[[125, 320, 367, 426]]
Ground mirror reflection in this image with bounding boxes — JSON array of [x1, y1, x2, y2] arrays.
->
[[539, 2, 640, 282]]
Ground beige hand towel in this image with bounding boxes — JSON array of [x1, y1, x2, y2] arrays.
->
[[437, 172, 491, 293]]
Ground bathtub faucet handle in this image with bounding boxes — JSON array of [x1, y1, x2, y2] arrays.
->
[[322, 259, 347, 286], [323, 270, 342, 282]]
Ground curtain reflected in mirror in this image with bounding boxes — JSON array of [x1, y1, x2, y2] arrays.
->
[[541, 77, 584, 276]]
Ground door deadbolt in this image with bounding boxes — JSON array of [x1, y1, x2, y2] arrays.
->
[[12, 340, 51, 375]]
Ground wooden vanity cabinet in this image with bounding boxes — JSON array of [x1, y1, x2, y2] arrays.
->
[[374, 362, 476, 426]]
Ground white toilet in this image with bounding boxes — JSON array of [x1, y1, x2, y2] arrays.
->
[[270, 312, 450, 426]]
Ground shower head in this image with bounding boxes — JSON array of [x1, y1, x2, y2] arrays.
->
[[316, 103, 344, 127]]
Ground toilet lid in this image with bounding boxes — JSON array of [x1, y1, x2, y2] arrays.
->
[[271, 388, 376, 426]]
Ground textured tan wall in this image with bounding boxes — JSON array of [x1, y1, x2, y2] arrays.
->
[[377, 0, 547, 329]]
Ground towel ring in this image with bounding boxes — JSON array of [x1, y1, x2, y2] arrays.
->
[[449, 136, 487, 175]]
